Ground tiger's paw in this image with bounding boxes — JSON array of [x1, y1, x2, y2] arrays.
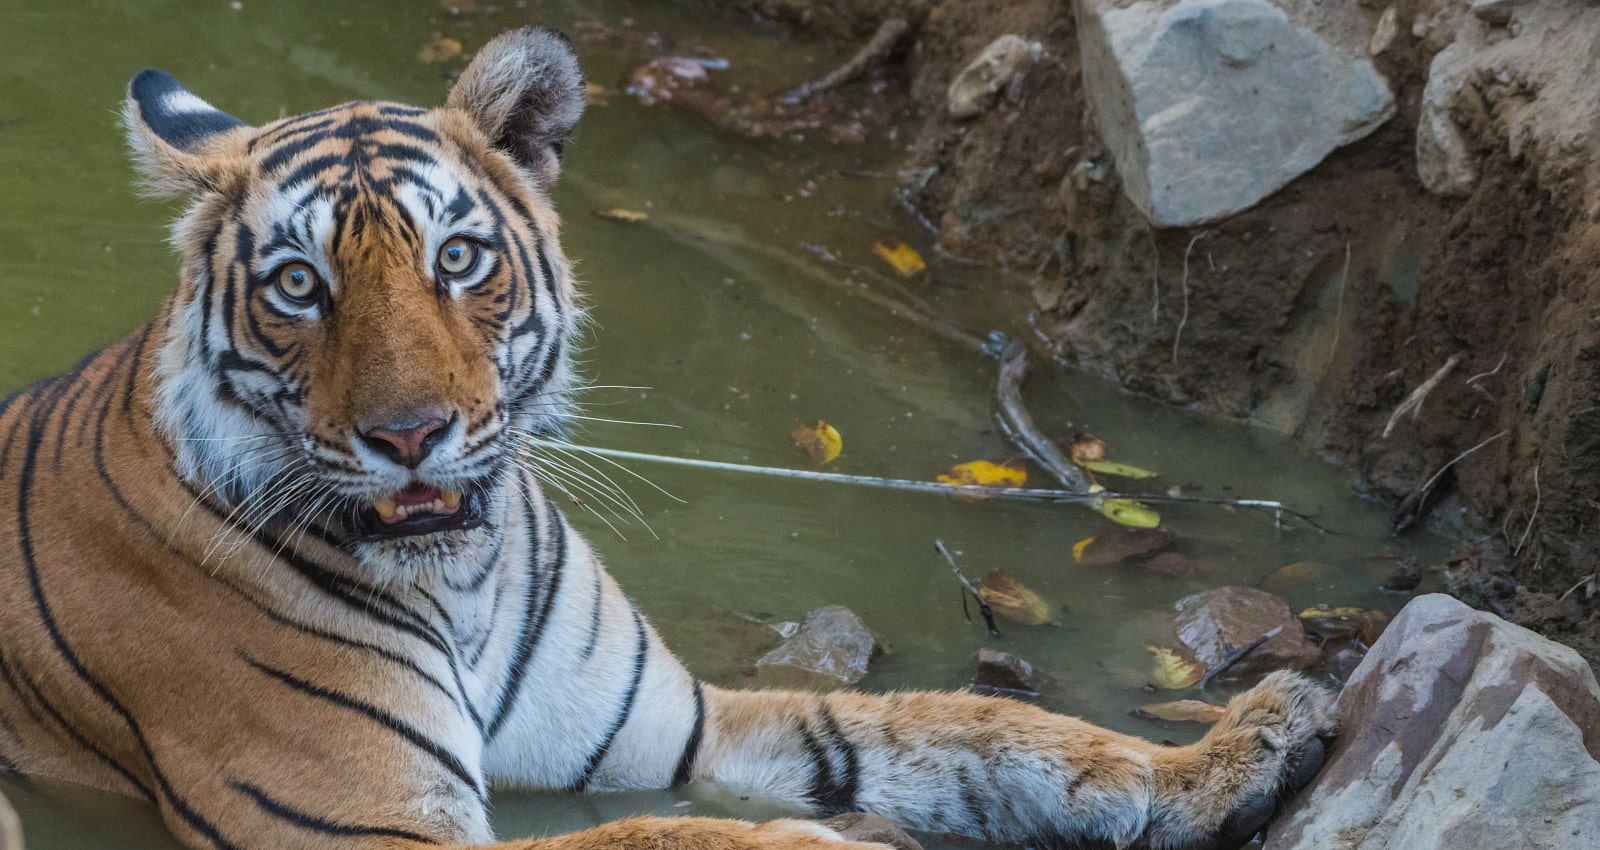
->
[[1144, 671, 1337, 850]]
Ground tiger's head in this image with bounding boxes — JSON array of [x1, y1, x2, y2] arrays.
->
[[125, 28, 586, 580]]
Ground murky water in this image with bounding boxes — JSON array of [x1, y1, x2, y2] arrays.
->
[[0, 2, 1450, 848]]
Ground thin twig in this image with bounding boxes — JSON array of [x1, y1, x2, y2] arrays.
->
[[1197, 625, 1283, 689], [1559, 572, 1597, 602], [1172, 231, 1206, 363], [1515, 463, 1541, 555], [523, 440, 1331, 530], [1418, 429, 1509, 499], [1327, 239, 1350, 364], [1383, 353, 1464, 438], [934, 539, 999, 636]]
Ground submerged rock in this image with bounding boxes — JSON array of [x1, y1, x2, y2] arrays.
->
[[972, 648, 1054, 696], [1264, 594, 1600, 850], [1172, 585, 1320, 677], [755, 604, 879, 687], [1077, 0, 1394, 226]]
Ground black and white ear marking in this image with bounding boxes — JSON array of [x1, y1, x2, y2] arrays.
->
[[446, 26, 585, 185], [129, 70, 247, 152], [124, 69, 249, 197]]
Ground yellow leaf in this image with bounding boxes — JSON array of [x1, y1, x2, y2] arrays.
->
[[1088, 485, 1161, 528], [978, 569, 1053, 626], [938, 460, 1027, 488], [871, 241, 927, 277], [1145, 645, 1206, 689], [1082, 460, 1158, 479], [791, 420, 842, 465], [1072, 537, 1096, 562], [1133, 699, 1226, 724], [418, 35, 463, 63], [1298, 606, 1369, 619], [593, 208, 650, 224]]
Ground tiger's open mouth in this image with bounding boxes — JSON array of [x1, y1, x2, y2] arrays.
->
[[346, 482, 487, 542]]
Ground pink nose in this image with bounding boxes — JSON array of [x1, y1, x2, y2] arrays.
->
[[359, 417, 450, 468]]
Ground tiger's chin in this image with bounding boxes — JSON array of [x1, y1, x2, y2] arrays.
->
[[349, 523, 500, 587]]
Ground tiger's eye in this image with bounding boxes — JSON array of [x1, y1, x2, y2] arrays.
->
[[438, 237, 478, 275], [276, 262, 319, 302]]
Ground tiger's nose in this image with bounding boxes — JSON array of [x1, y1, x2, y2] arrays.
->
[[358, 415, 453, 469]]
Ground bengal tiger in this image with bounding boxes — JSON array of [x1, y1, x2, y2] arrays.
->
[[0, 26, 1336, 850]]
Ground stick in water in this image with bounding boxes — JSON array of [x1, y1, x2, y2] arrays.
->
[[1197, 625, 1284, 689], [934, 539, 999, 636]]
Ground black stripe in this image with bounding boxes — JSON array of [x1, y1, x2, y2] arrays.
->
[[578, 568, 604, 662], [570, 610, 649, 792], [486, 494, 566, 739], [817, 705, 860, 813], [671, 678, 705, 787], [16, 362, 233, 844], [243, 656, 483, 801], [232, 781, 440, 843], [12, 665, 153, 801]]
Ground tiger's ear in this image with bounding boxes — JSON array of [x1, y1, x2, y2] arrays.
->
[[446, 26, 585, 186], [123, 70, 249, 197]]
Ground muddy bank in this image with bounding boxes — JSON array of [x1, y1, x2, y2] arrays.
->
[[692, 0, 1600, 665]]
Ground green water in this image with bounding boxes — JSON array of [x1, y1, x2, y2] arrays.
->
[[0, 2, 1448, 848]]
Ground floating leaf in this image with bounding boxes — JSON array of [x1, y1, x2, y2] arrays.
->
[[1145, 645, 1206, 689], [1133, 699, 1226, 724], [978, 569, 1053, 626], [1070, 434, 1108, 465], [418, 35, 463, 63], [1145, 552, 1198, 577], [1082, 460, 1158, 480], [938, 460, 1027, 491], [1074, 527, 1175, 565], [593, 208, 650, 224], [1089, 486, 1161, 528], [1297, 606, 1371, 620], [1072, 537, 1096, 562], [871, 241, 927, 277], [791, 420, 842, 465]]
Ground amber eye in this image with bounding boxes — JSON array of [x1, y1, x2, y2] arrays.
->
[[438, 237, 479, 276], [276, 262, 320, 303]]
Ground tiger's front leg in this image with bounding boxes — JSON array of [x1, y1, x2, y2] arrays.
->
[[692, 672, 1336, 849]]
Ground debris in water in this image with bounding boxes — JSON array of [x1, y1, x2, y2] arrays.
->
[[592, 208, 649, 225], [1132, 699, 1226, 724], [871, 240, 927, 277], [1072, 527, 1175, 564], [418, 34, 463, 64], [978, 568, 1054, 626], [791, 420, 842, 465]]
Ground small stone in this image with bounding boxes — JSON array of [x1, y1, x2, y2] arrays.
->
[[1368, 7, 1400, 56], [1172, 586, 1321, 678], [972, 648, 1054, 695], [755, 605, 879, 687], [947, 35, 1043, 119], [1470, 0, 1524, 26], [1382, 556, 1422, 592]]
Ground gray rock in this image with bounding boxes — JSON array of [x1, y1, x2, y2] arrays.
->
[[946, 34, 1043, 119], [1368, 7, 1400, 56], [755, 604, 879, 686], [1471, 0, 1526, 26], [1263, 594, 1600, 850], [1416, 38, 1478, 197], [1077, 0, 1395, 227], [1173, 585, 1321, 677]]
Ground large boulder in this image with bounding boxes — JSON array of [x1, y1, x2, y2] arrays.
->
[[1076, 0, 1394, 227], [1263, 594, 1600, 850]]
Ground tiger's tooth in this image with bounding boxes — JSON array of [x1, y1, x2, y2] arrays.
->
[[442, 490, 461, 510], [375, 496, 398, 520]]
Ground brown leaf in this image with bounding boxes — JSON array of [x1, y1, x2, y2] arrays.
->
[[1073, 527, 1175, 564], [978, 569, 1053, 626], [1132, 699, 1226, 724], [1145, 552, 1198, 577], [791, 420, 842, 465], [1145, 644, 1206, 689], [1069, 434, 1107, 465]]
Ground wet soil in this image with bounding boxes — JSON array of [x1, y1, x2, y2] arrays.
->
[[694, 0, 1600, 667]]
